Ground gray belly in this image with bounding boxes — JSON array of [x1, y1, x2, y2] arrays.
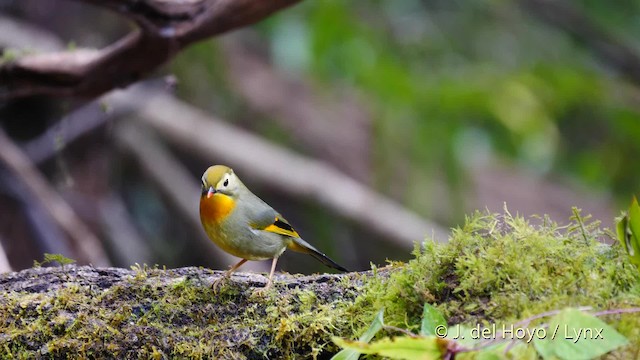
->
[[220, 220, 287, 260]]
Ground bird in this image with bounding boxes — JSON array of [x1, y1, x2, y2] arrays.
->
[[199, 165, 348, 292]]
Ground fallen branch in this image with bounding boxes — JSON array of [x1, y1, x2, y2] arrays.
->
[[0, 265, 367, 358]]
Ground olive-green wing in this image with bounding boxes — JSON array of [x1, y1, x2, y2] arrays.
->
[[250, 209, 348, 272], [250, 209, 300, 238]]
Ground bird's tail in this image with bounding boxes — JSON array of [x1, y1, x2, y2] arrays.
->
[[288, 238, 349, 272]]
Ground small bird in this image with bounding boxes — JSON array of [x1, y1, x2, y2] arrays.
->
[[199, 165, 348, 292]]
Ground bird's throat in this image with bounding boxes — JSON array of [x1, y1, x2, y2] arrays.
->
[[200, 193, 235, 224]]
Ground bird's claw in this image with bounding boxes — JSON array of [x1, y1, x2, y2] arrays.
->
[[250, 278, 273, 297], [211, 276, 230, 294]]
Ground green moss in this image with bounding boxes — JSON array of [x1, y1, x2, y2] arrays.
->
[[352, 210, 640, 355], [0, 264, 359, 359], [2, 210, 640, 358]]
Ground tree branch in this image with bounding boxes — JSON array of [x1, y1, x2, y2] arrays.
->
[[0, 0, 302, 100], [221, 37, 373, 183], [0, 128, 109, 266], [0, 236, 12, 273], [105, 85, 450, 246]]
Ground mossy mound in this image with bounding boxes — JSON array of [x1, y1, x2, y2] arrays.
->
[[354, 210, 640, 355], [1, 210, 639, 358]]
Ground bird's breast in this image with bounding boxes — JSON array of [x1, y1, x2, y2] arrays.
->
[[200, 193, 235, 225]]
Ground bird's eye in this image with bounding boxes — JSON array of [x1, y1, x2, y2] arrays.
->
[[223, 179, 229, 187]]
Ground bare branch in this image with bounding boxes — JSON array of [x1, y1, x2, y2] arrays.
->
[[0, 236, 12, 273], [221, 38, 373, 182], [0, 167, 75, 265], [97, 193, 153, 266], [0, 14, 64, 51], [0, 128, 109, 266], [105, 86, 450, 246], [0, 0, 302, 100]]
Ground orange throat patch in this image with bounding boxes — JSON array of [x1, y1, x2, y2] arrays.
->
[[200, 193, 235, 225]]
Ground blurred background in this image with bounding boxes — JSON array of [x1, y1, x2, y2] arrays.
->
[[0, 0, 638, 274]]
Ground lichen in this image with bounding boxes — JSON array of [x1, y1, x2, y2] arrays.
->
[[1, 210, 640, 358]]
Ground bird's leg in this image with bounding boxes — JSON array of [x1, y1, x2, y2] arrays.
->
[[226, 258, 249, 276], [264, 257, 278, 290], [253, 257, 279, 296], [212, 258, 248, 293]]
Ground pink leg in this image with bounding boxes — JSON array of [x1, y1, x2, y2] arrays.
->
[[263, 257, 279, 291], [212, 258, 248, 292], [225, 258, 248, 277]]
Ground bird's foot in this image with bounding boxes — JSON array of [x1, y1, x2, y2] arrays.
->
[[250, 279, 273, 297], [211, 275, 230, 294]]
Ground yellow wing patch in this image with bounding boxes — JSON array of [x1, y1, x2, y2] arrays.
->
[[262, 217, 300, 238], [287, 240, 312, 254]]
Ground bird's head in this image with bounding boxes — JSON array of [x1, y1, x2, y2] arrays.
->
[[201, 165, 240, 199]]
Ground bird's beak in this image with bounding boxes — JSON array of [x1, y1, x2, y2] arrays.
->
[[206, 186, 216, 199]]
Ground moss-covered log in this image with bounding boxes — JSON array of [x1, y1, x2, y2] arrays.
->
[[0, 265, 366, 358], [2, 211, 640, 359]]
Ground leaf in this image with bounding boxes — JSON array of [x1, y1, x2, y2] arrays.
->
[[420, 303, 447, 336], [627, 197, 640, 265], [333, 336, 448, 360], [331, 309, 385, 360], [617, 197, 640, 268], [533, 308, 628, 360], [445, 325, 482, 348], [617, 213, 630, 255]]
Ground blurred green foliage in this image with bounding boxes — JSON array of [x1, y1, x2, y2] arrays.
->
[[172, 0, 640, 222]]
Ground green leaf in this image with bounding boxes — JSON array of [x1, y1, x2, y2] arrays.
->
[[333, 336, 448, 360], [533, 308, 628, 360], [627, 197, 640, 264], [617, 213, 630, 254], [617, 196, 640, 268], [420, 303, 447, 336], [331, 309, 385, 360], [445, 325, 482, 348], [358, 309, 386, 343]]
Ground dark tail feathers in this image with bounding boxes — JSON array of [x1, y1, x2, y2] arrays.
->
[[288, 238, 349, 272]]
